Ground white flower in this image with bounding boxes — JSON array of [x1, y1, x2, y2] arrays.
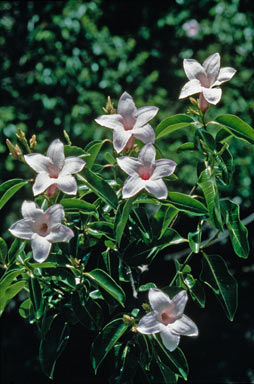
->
[[182, 19, 200, 38], [24, 139, 86, 196], [137, 288, 198, 352], [179, 53, 236, 108], [95, 92, 158, 153], [117, 143, 176, 199], [9, 201, 74, 263]]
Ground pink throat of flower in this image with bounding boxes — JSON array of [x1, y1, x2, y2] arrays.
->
[[139, 166, 151, 180], [160, 309, 175, 325], [38, 222, 49, 237]]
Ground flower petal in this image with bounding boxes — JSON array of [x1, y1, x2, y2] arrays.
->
[[133, 124, 155, 144], [145, 178, 168, 199], [117, 156, 141, 176], [9, 219, 34, 240], [31, 233, 51, 263], [172, 290, 188, 318], [179, 79, 202, 99], [122, 175, 145, 199], [137, 311, 162, 334], [46, 224, 74, 243], [152, 159, 177, 179], [134, 106, 159, 128], [138, 143, 156, 164], [56, 175, 78, 195], [148, 288, 171, 313], [45, 204, 65, 226], [213, 67, 237, 86], [171, 314, 199, 337], [95, 114, 124, 130], [24, 153, 52, 173], [117, 92, 137, 120], [202, 87, 222, 105], [60, 157, 86, 176], [21, 201, 43, 219], [113, 126, 132, 153], [202, 53, 220, 86], [183, 59, 209, 86], [160, 327, 180, 352], [32, 173, 53, 196], [46, 139, 65, 169]]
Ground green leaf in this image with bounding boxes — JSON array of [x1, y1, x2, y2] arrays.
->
[[200, 253, 238, 321], [221, 200, 249, 258], [39, 316, 69, 379], [0, 180, 28, 210], [197, 169, 223, 230], [139, 282, 157, 292], [60, 198, 96, 212], [156, 114, 194, 139], [184, 275, 206, 308], [0, 237, 8, 265], [215, 114, 254, 144], [19, 298, 32, 319], [8, 239, 25, 264], [157, 361, 177, 384], [114, 197, 134, 246], [0, 178, 25, 194], [166, 192, 207, 216], [28, 276, 44, 320], [78, 168, 118, 209], [215, 145, 234, 185], [158, 206, 178, 239], [91, 318, 130, 374], [0, 280, 26, 315], [188, 228, 201, 253], [85, 140, 105, 169], [64, 145, 87, 157], [153, 335, 189, 380], [177, 142, 196, 153], [85, 268, 125, 307]]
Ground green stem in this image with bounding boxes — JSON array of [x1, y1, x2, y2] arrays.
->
[[169, 251, 193, 286]]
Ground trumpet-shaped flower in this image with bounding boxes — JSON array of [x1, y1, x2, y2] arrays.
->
[[9, 201, 74, 263], [95, 92, 158, 153], [24, 139, 86, 196], [179, 53, 236, 110], [137, 288, 198, 352], [117, 143, 176, 199]]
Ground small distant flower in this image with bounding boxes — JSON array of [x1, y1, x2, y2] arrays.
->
[[9, 201, 74, 263], [95, 92, 158, 153], [117, 143, 176, 199], [182, 19, 200, 37], [137, 288, 198, 352], [24, 139, 86, 196], [179, 53, 236, 111]]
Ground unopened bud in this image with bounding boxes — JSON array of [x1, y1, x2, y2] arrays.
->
[[16, 127, 26, 141], [142, 303, 150, 312], [6, 139, 23, 160], [189, 97, 198, 106], [63, 130, 72, 145], [131, 324, 138, 333], [29, 134, 37, 149], [102, 96, 116, 114], [122, 314, 134, 324]]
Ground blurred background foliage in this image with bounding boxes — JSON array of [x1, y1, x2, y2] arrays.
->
[[0, 1, 254, 382]]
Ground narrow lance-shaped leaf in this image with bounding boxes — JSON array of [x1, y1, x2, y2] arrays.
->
[[85, 140, 107, 169], [221, 199, 249, 258], [28, 276, 44, 320], [114, 197, 134, 246], [0, 180, 28, 210], [91, 318, 130, 374], [60, 198, 96, 212], [188, 228, 201, 253], [215, 114, 254, 144], [0, 280, 26, 316], [0, 237, 8, 265], [200, 253, 238, 321], [165, 192, 207, 216], [198, 169, 224, 230], [84, 268, 126, 307], [78, 168, 118, 209], [156, 114, 194, 139]]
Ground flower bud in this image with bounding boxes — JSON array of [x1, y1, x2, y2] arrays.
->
[[6, 139, 23, 160], [29, 134, 37, 149], [199, 92, 210, 112], [102, 96, 116, 114]]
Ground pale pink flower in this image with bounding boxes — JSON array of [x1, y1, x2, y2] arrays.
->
[[137, 288, 198, 352], [117, 143, 176, 199], [9, 201, 74, 263], [95, 92, 158, 153], [179, 53, 236, 110], [182, 19, 200, 37], [24, 139, 86, 196]]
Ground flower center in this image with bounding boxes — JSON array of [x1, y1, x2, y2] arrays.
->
[[139, 166, 151, 180], [160, 309, 175, 325], [47, 164, 60, 178], [39, 222, 48, 236]]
